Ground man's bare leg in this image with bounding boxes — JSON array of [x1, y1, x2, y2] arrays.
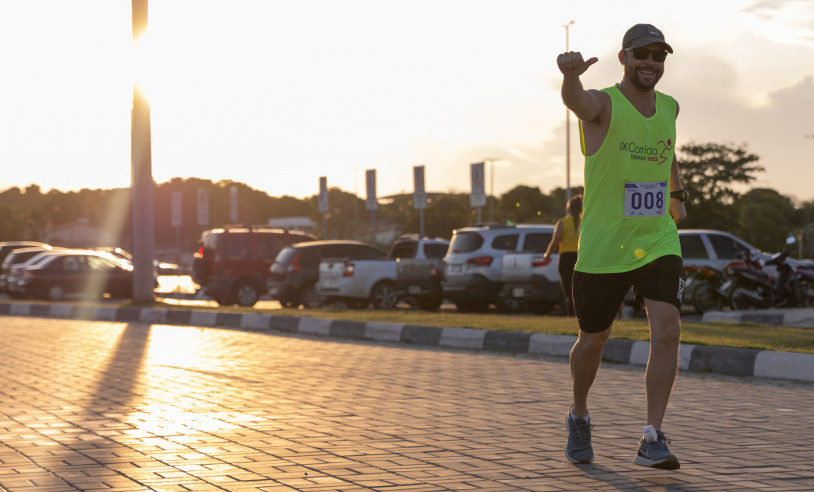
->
[[643, 299, 681, 429], [570, 326, 612, 417]]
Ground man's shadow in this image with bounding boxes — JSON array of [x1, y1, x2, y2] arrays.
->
[[572, 463, 711, 491]]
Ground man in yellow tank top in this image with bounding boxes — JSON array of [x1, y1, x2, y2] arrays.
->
[[557, 24, 688, 470]]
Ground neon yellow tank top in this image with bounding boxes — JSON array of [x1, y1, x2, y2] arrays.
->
[[559, 215, 579, 253], [574, 85, 681, 273]]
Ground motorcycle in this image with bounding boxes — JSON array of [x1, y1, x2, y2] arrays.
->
[[722, 248, 808, 310], [684, 265, 724, 314], [717, 253, 759, 308], [797, 263, 814, 306]]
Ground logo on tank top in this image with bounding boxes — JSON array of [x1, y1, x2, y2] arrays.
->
[[657, 138, 673, 166], [619, 138, 673, 165]]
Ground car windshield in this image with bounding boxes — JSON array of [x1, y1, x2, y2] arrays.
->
[[450, 232, 484, 253], [522, 233, 552, 252], [22, 252, 59, 267], [389, 241, 417, 259], [424, 243, 449, 258], [274, 247, 299, 266]]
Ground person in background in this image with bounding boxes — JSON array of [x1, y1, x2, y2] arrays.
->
[[544, 194, 582, 316]]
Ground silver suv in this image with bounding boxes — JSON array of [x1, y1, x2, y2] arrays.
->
[[442, 224, 556, 312]]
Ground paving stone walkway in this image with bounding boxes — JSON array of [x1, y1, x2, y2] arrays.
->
[[0, 316, 812, 491]]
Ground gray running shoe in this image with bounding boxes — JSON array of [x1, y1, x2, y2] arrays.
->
[[633, 430, 680, 470], [565, 411, 594, 464]]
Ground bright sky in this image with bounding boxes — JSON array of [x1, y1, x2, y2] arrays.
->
[[1, 0, 813, 203]]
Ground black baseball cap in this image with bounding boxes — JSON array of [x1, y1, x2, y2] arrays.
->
[[622, 24, 673, 53]]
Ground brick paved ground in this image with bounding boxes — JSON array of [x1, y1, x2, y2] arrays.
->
[[0, 317, 812, 491]]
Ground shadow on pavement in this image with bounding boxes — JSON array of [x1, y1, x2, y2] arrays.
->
[[37, 323, 153, 489]]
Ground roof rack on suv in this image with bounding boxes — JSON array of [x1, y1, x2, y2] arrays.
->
[[396, 233, 448, 241], [210, 225, 311, 235], [470, 223, 515, 229]]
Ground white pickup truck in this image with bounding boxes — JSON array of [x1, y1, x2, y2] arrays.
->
[[497, 251, 562, 314], [317, 235, 449, 310], [394, 237, 450, 311]]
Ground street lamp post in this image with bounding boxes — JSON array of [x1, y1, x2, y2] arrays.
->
[[485, 158, 499, 223], [563, 20, 574, 209], [131, 0, 155, 302]]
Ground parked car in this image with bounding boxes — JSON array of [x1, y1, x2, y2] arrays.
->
[[0, 241, 49, 267], [497, 229, 560, 314], [17, 250, 137, 301], [394, 235, 451, 311], [268, 240, 387, 308], [677, 229, 803, 273], [316, 235, 449, 311], [442, 224, 556, 312], [0, 245, 53, 294], [192, 227, 316, 307], [5, 250, 73, 298], [93, 247, 182, 275], [315, 242, 397, 309]]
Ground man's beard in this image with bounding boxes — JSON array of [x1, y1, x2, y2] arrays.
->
[[624, 64, 662, 91]]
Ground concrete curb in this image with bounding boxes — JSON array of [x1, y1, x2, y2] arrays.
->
[[702, 308, 814, 327], [2, 301, 813, 384]]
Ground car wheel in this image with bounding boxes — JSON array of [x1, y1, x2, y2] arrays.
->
[[233, 282, 259, 307], [692, 282, 721, 314], [279, 298, 297, 308], [370, 281, 398, 310], [46, 284, 66, 301], [417, 296, 443, 312], [300, 283, 322, 309]]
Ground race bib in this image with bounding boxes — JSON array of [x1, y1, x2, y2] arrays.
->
[[624, 181, 667, 217]]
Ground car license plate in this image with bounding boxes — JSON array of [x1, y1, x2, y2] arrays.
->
[[408, 286, 422, 294], [448, 265, 463, 275], [512, 287, 524, 298], [324, 278, 339, 288]]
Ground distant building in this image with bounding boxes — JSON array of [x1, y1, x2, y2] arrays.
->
[[370, 222, 402, 247], [46, 219, 120, 248], [267, 216, 317, 234]]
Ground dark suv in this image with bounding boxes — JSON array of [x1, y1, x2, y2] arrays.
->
[[192, 227, 315, 307], [267, 240, 386, 308]]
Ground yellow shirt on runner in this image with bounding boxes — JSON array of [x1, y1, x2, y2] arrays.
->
[[559, 215, 579, 254]]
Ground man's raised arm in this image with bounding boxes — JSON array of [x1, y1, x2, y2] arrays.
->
[[557, 52, 604, 123]]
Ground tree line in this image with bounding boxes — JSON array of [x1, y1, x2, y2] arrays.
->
[[1, 142, 813, 258]]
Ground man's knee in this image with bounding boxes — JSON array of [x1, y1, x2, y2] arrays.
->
[[652, 321, 680, 350], [574, 328, 612, 353], [645, 300, 681, 343]]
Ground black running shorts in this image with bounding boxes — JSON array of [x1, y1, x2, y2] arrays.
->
[[572, 254, 687, 333]]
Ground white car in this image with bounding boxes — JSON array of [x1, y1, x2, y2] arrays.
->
[[316, 244, 394, 309], [318, 236, 451, 310], [442, 224, 556, 312]]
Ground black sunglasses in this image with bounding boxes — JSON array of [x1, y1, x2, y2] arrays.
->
[[624, 46, 668, 62]]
